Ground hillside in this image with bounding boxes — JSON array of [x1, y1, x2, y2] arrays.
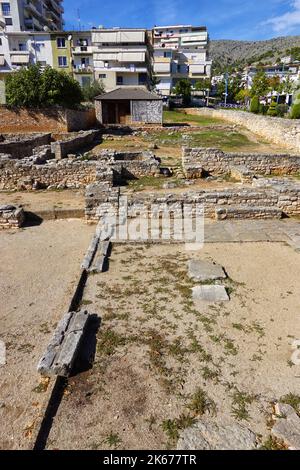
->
[[210, 36, 300, 72]]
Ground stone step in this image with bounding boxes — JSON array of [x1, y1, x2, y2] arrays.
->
[[215, 205, 283, 220]]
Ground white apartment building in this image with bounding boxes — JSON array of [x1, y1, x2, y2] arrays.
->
[[0, 31, 53, 70], [71, 30, 93, 88], [0, 0, 64, 32], [152, 25, 212, 96], [92, 28, 151, 92]]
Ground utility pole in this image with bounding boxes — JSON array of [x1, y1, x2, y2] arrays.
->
[[224, 72, 228, 105]]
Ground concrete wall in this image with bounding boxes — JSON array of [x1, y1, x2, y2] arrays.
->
[[0, 107, 96, 133], [185, 108, 300, 152]]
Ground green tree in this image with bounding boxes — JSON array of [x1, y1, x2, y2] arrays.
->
[[194, 79, 211, 92], [250, 96, 260, 114], [235, 88, 251, 104], [215, 74, 243, 103], [6, 65, 83, 108], [174, 79, 192, 105], [267, 98, 278, 117], [82, 79, 105, 102], [250, 70, 269, 98], [5, 65, 41, 107]]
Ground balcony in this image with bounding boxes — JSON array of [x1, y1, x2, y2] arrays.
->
[[10, 51, 30, 65], [153, 62, 171, 73], [23, 1, 44, 19], [73, 65, 94, 74], [72, 46, 93, 55]]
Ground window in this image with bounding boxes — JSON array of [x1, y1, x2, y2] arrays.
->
[[19, 43, 26, 51], [116, 76, 123, 85], [99, 74, 106, 79], [164, 52, 172, 58], [0, 38, 2, 46], [58, 56, 68, 67], [57, 37, 66, 48], [81, 57, 89, 66], [5, 17, 12, 26], [82, 76, 91, 87], [1, 3, 11, 16]]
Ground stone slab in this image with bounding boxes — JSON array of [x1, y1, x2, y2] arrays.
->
[[177, 419, 257, 450], [188, 259, 226, 282], [192, 285, 229, 303], [272, 403, 300, 450]]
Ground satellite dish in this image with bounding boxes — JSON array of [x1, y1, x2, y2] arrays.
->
[[43, 26, 50, 32], [68, 35, 72, 41]]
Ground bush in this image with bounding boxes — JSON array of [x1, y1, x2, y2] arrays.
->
[[250, 96, 260, 114], [291, 103, 300, 119], [6, 65, 83, 108], [259, 103, 268, 115], [276, 104, 289, 117], [267, 99, 278, 117]]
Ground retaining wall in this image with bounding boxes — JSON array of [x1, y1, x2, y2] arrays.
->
[[0, 133, 51, 159], [183, 147, 300, 177], [0, 107, 96, 133]]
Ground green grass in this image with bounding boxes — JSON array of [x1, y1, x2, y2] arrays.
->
[[280, 393, 300, 414], [163, 110, 224, 126], [146, 129, 255, 152], [162, 414, 196, 442]]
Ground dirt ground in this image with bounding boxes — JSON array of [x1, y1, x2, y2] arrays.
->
[[0, 190, 85, 213], [45, 241, 300, 450], [0, 219, 94, 450]]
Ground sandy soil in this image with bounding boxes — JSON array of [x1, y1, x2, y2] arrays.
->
[[0, 190, 85, 213], [46, 242, 300, 450], [0, 220, 94, 450]]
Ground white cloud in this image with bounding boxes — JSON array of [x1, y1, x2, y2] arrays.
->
[[264, 0, 300, 33]]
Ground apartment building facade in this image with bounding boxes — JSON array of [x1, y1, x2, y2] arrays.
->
[[243, 63, 300, 89], [92, 28, 151, 92], [152, 25, 211, 96], [0, 0, 64, 32]]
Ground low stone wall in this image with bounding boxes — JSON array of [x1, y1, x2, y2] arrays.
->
[[0, 205, 25, 228], [86, 182, 300, 222], [96, 150, 160, 182], [0, 106, 96, 133], [0, 133, 51, 159], [0, 156, 97, 190], [183, 147, 300, 177], [51, 130, 100, 160], [185, 107, 300, 152]]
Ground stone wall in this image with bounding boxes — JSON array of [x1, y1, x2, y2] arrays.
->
[[96, 150, 160, 182], [0, 106, 96, 133], [51, 130, 100, 160], [185, 107, 300, 152], [0, 133, 51, 159], [86, 182, 300, 223], [183, 147, 300, 177], [0, 156, 97, 190]]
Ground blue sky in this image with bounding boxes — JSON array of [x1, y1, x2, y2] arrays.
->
[[63, 0, 300, 40]]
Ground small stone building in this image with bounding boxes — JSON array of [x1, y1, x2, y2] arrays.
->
[[95, 87, 163, 125]]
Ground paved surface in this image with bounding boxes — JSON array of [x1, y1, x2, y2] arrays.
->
[[203, 219, 300, 251]]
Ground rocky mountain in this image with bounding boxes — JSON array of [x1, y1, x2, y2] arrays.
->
[[210, 36, 300, 72]]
